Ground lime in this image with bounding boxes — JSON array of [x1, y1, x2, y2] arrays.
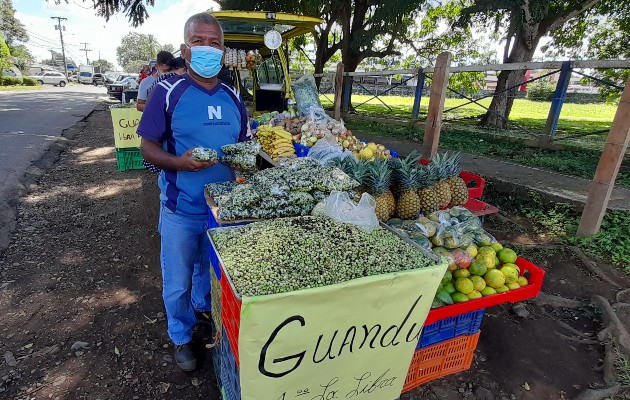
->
[[470, 275, 486, 292], [517, 276, 529, 287], [453, 268, 471, 279], [452, 292, 469, 303], [444, 282, 456, 294], [469, 259, 488, 276], [465, 243, 478, 258], [498, 248, 518, 264], [442, 270, 453, 284], [495, 285, 510, 293], [436, 290, 454, 304], [484, 269, 506, 289], [467, 290, 482, 300], [491, 242, 504, 252], [500, 264, 520, 284], [477, 246, 496, 257], [480, 287, 497, 296], [507, 282, 521, 290], [455, 278, 474, 295]]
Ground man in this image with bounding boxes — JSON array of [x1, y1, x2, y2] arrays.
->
[[137, 51, 173, 112], [137, 12, 249, 371]]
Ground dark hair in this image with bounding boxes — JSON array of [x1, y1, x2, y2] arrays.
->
[[184, 13, 222, 42], [156, 50, 174, 65], [168, 57, 187, 71]]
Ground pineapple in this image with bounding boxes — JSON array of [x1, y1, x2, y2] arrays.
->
[[446, 152, 469, 206], [417, 165, 440, 214], [395, 152, 422, 220], [366, 159, 395, 221], [431, 153, 452, 209]]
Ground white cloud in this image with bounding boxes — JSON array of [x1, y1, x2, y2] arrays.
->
[[15, 0, 219, 70]]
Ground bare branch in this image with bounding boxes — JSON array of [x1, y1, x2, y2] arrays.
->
[[541, 0, 603, 34]]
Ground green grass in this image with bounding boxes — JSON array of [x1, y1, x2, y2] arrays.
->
[[485, 189, 630, 271], [321, 95, 617, 140], [0, 85, 43, 92]]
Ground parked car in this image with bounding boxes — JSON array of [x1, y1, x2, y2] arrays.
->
[[68, 75, 78, 83], [107, 76, 139, 100], [92, 73, 105, 86], [28, 71, 68, 87]]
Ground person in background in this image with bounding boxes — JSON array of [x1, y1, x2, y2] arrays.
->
[[139, 65, 150, 81], [137, 12, 249, 371], [141, 57, 188, 175], [137, 51, 174, 112]]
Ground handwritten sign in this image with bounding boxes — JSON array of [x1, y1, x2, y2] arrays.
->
[[237, 262, 447, 400], [110, 107, 142, 148]]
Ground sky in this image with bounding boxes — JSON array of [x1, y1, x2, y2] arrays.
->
[[14, 0, 220, 70]]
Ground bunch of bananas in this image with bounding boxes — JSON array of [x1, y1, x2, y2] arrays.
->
[[256, 125, 296, 161]]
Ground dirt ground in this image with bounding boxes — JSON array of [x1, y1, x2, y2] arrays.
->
[[1, 103, 629, 400]]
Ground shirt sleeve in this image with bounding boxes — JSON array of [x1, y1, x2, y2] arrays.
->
[[137, 78, 151, 101], [237, 94, 250, 142], [137, 84, 168, 143]]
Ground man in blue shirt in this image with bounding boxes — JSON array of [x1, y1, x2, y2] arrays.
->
[[137, 12, 249, 371]]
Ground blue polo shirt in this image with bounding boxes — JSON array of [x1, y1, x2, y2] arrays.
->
[[137, 74, 250, 215]]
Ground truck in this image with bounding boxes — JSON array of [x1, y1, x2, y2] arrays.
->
[[78, 65, 94, 84]]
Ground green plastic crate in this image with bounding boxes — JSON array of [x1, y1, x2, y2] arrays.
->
[[116, 148, 145, 171]]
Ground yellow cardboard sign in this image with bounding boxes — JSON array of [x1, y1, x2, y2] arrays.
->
[[110, 107, 142, 148], [237, 262, 447, 400]]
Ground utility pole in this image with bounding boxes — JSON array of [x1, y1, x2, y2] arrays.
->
[[80, 42, 92, 65], [51, 16, 68, 77]]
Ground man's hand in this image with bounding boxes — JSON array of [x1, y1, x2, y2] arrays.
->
[[178, 148, 217, 171]]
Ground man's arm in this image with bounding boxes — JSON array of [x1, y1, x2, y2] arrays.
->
[[140, 138, 215, 172], [136, 99, 146, 112]]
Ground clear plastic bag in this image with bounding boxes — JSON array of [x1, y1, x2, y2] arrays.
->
[[307, 135, 354, 165], [292, 74, 323, 115], [323, 191, 379, 231]]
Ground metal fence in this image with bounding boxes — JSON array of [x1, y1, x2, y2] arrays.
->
[[314, 59, 629, 148]]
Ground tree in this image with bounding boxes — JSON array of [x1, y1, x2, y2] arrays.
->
[[116, 32, 174, 71], [0, 32, 11, 74], [124, 59, 147, 73], [0, 0, 28, 47], [457, 0, 604, 128], [52, 0, 155, 27], [543, 0, 630, 100], [92, 59, 114, 73], [9, 44, 33, 72]]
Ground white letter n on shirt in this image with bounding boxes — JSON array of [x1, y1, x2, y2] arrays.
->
[[208, 106, 222, 120]]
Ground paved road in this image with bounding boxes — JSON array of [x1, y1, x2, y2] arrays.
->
[[0, 84, 110, 251]]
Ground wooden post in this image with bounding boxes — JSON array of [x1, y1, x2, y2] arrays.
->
[[422, 52, 451, 158], [411, 68, 425, 119], [333, 63, 344, 120], [577, 75, 630, 236]]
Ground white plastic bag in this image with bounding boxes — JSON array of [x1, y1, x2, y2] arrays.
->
[[308, 135, 354, 165], [323, 191, 379, 231]]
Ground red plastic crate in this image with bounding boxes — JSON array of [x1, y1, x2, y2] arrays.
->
[[463, 198, 499, 217], [425, 257, 545, 325], [218, 260, 242, 367], [403, 331, 480, 392], [419, 159, 486, 200]]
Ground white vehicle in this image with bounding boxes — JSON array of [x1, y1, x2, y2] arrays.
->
[[29, 71, 68, 87], [78, 65, 94, 84]]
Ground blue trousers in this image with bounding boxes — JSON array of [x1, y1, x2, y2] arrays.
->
[[158, 204, 211, 345]]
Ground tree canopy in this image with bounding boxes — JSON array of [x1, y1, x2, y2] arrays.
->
[[52, 0, 155, 27], [116, 32, 173, 71], [456, 0, 605, 127], [0, 0, 28, 47], [92, 59, 114, 73], [0, 32, 12, 73]]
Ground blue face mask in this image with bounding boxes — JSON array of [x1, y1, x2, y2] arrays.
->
[[188, 46, 223, 78]]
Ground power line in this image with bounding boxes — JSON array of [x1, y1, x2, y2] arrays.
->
[[51, 16, 68, 77], [24, 28, 60, 46]]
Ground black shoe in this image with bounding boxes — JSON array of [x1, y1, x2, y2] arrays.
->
[[174, 342, 197, 372]]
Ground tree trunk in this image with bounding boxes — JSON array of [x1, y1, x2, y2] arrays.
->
[[480, 33, 540, 127], [340, 53, 362, 112]]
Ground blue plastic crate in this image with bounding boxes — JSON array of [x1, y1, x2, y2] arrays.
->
[[293, 141, 310, 157], [417, 309, 484, 349], [213, 337, 222, 389], [207, 206, 250, 280], [220, 327, 241, 400]]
